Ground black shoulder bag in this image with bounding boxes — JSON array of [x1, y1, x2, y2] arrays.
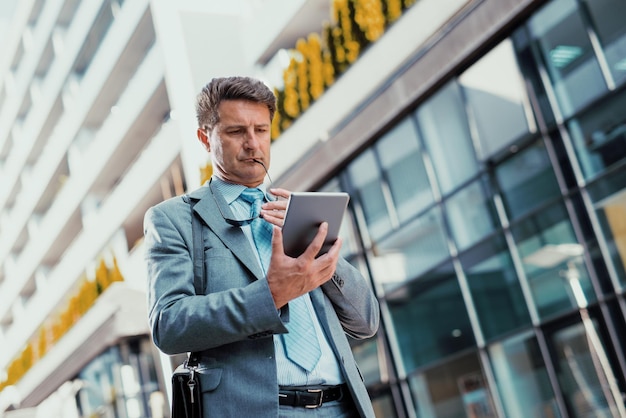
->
[[171, 196, 204, 418]]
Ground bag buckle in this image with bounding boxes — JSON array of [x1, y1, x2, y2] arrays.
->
[[304, 388, 323, 409], [187, 365, 198, 404]]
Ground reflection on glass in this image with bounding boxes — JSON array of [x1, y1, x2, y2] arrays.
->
[[495, 141, 561, 221], [386, 263, 474, 373], [408, 352, 497, 418], [513, 202, 596, 319], [582, 0, 626, 87], [375, 118, 433, 223], [75, 339, 162, 418], [445, 176, 498, 250], [416, 81, 479, 195], [490, 332, 561, 417], [566, 89, 626, 179], [369, 206, 449, 291], [587, 171, 626, 289], [459, 39, 535, 160], [528, 0, 607, 118], [371, 391, 398, 418], [352, 337, 382, 386], [550, 321, 615, 417], [347, 149, 391, 241], [460, 235, 532, 341]]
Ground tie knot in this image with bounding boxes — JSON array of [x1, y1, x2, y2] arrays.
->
[[240, 188, 265, 204]]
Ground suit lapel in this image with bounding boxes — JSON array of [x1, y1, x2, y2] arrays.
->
[[187, 186, 265, 280]]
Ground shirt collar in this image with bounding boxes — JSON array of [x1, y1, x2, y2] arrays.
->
[[210, 176, 269, 204]]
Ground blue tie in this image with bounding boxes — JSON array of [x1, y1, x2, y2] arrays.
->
[[239, 188, 321, 371]]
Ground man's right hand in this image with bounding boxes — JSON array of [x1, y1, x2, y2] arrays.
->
[[266, 222, 342, 309]]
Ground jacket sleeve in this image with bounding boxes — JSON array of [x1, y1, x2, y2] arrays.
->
[[144, 201, 287, 355], [321, 258, 380, 339]]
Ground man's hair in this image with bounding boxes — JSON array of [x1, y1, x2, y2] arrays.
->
[[195, 76, 277, 129]]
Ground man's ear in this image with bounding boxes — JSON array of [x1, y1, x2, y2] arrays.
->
[[197, 128, 210, 152]]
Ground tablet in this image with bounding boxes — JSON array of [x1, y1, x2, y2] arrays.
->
[[282, 192, 350, 258]]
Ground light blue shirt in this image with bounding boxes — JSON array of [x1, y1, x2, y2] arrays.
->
[[210, 176, 344, 386]]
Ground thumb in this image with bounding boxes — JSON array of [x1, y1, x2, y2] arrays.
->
[[271, 225, 286, 256]]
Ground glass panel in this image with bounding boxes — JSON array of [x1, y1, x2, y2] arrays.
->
[[587, 170, 626, 289], [445, 176, 499, 251], [513, 202, 597, 320], [489, 332, 562, 418], [371, 390, 398, 418], [369, 206, 449, 292], [460, 234, 532, 341], [352, 337, 383, 386], [408, 352, 497, 418], [548, 319, 619, 417], [347, 149, 391, 241], [459, 39, 536, 160], [416, 81, 479, 195], [375, 118, 433, 222], [528, 0, 607, 118], [566, 89, 626, 180], [495, 140, 561, 221], [512, 27, 557, 128], [386, 263, 475, 373], [582, 0, 626, 87]]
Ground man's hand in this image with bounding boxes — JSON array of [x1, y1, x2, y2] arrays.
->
[[260, 188, 342, 308]]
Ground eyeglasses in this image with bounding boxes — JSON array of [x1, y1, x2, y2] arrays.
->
[[208, 160, 276, 227]]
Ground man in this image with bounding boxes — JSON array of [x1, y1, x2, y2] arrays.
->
[[144, 76, 379, 417]]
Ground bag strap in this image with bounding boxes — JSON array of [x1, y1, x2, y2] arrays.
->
[[183, 194, 204, 367], [183, 195, 205, 295]]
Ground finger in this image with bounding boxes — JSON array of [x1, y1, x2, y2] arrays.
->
[[269, 188, 291, 200], [261, 211, 284, 228], [301, 222, 328, 259], [262, 199, 287, 211], [271, 225, 286, 255]]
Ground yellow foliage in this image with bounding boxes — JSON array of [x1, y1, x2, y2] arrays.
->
[[283, 58, 300, 118], [110, 256, 124, 283], [271, 108, 281, 140], [295, 39, 310, 111], [307, 34, 325, 100], [199, 161, 212, 185], [354, 0, 385, 42], [386, 0, 402, 22]]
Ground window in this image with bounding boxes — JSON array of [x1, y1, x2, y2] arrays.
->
[[408, 352, 497, 418], [512, 202, 596, 320], [489, 332, 561, 417], [460, 234, 532, 341], [386, 263, 474, 373], [495, 140, 561, 221], [347, 149, 392, 242], [459, 39, 536, 160], [375, 118, 433, 223], [416, 81, 479, 195], [445, 176, 498, 250], [528, 0, 607, 118], [566, 89, 626, 180], [587, 169, 626, 289], [369, 206, 450, 292], [582, 0, 626, 87]]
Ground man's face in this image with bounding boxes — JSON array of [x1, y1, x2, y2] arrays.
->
[[200, 100, 271, 188]]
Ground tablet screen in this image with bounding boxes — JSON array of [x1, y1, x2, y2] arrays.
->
[[281, 192, 349, 258]]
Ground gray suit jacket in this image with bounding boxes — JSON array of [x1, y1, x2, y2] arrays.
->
[[144, 184, 380, 417]]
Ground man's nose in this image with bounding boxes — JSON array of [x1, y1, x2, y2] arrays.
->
[[244, 129, 261, 148]]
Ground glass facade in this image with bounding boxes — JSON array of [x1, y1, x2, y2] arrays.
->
[[74, 338, 164, 418], [331, 0, 626, 416]]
